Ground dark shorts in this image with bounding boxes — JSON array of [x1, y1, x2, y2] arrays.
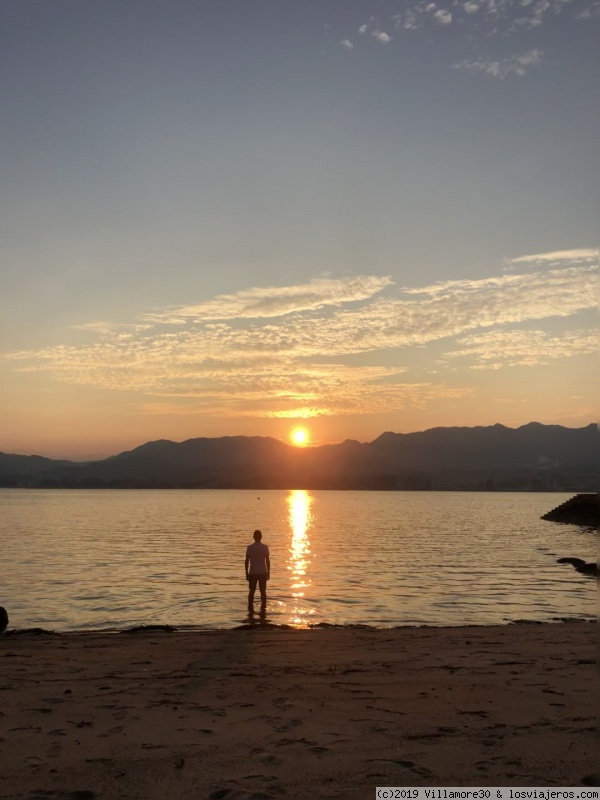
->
[[248, 574, 268, 589]]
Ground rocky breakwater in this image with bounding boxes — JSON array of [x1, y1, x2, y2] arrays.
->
[[542, 493, 598, 527]]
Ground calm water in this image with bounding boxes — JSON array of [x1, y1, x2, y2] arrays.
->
[[0, 489, 595, 630]]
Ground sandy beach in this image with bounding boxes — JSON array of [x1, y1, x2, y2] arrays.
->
[[0, 622, 596, 799]]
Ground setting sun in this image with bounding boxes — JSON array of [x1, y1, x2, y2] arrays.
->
[[291, 427, 309, 446]]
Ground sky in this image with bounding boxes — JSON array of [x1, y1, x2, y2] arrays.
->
[[1, 0, 598, 460]]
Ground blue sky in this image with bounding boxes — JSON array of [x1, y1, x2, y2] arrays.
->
[[1, 0, 597, 458]]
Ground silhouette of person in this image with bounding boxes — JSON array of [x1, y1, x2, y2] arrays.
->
[[0, 606, 8, 634], [245, 529, 270, 612]]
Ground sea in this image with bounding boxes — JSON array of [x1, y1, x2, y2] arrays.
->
[[0, 489, 595, 631]]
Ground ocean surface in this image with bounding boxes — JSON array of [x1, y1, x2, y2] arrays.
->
[[0, 489, 595, 631]]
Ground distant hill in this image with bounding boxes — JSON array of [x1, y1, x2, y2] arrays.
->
[[0, 452, 78, 478], [0, 423, 596, 491]]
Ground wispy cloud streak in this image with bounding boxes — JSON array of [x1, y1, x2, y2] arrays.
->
[[444, 328, 598, 369], [390, 0, 575, 34], [145, 275, 392, 323], [3, 254, 597, 419], [507, 248, 598, 265], [453, 49, 544, 78]]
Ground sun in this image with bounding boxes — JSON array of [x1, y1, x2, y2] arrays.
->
[[291, 427, 309, 446]]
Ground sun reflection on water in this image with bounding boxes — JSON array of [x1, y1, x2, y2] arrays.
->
[[286, 489, 315, 626]]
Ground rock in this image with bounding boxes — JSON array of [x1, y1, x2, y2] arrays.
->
[[542, 493, 599, 527], [556, 558, 597, 578], [121, 624, 176, 633]]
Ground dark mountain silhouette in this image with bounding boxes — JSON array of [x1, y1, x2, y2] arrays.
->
[[0, 452, 78, 478], [0, 423, 596, 491]]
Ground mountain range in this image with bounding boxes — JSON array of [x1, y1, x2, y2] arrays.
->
[[0, 423, 596, 491]]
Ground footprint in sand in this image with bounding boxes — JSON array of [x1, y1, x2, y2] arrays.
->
[[582, 775, 599, 787], [10, 726, 42, 733], [201, 707, 227, 718], [25, 792, 96, 799], [366, 757, 433, 778], [208, 790, 278, 800], [258, 753, 281, 765], [275, 736, 329, 755], [274, 718, 303, 733]]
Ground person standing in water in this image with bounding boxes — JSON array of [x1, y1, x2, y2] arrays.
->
[[245, 529, 270, 612]]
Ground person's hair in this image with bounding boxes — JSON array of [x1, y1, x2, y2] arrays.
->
[[253, 529, 262, 540]]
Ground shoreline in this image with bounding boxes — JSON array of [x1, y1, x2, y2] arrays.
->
[[2, 617, 595, 636], [2, 487, 597, 498], [1, 622, 596, 798]]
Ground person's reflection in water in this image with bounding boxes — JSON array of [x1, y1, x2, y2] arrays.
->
[[246, 604, 268, 627], [245, 529, 270, 613]]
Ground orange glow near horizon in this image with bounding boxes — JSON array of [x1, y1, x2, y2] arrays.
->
[[290, 426, 309, 446]]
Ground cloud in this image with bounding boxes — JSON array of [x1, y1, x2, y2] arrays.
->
[[372, 30, 391, 42], [433, 9, 452, 23], [393, 10, 420, 29], [453, 49, 544, 78], [144, 275, 393, 324], [577, 2, 600, 18], [507, 248, 598, 266], [5, 336, 466, 417], [136, 363, 470, 419], [3, 254, 596, 419], [299, 263, 596, 357], [509, 0, 574, 29], [389, 0, 579, 38], [71, 321, 152, 335], [11, 264, 597, 372], [138, 380, 471, 420], [340, 39, 354, 49], [443, 328, 598, 369], [358, 24, 368, 33]]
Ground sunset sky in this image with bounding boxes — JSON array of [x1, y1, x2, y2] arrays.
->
[[1, 0, 597, 460]]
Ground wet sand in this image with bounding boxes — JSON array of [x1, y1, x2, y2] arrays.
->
[[0, 623, 596, 799]]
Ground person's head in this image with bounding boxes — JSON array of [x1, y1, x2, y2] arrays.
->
[[253, 529, 262, 542]]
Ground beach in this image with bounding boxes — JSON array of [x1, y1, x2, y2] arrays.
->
[[0, 623, 596, 799]]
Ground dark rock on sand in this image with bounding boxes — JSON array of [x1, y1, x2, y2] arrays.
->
[[556, 557, 597, 578], [121, 624, 176, 633]]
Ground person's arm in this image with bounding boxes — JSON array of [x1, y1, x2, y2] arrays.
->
[[266, 554, 270, 581], [245, 550, 250, 580]]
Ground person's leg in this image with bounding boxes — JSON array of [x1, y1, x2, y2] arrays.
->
[[258, 577, 267, 607], [248, 576, 258, 609]]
